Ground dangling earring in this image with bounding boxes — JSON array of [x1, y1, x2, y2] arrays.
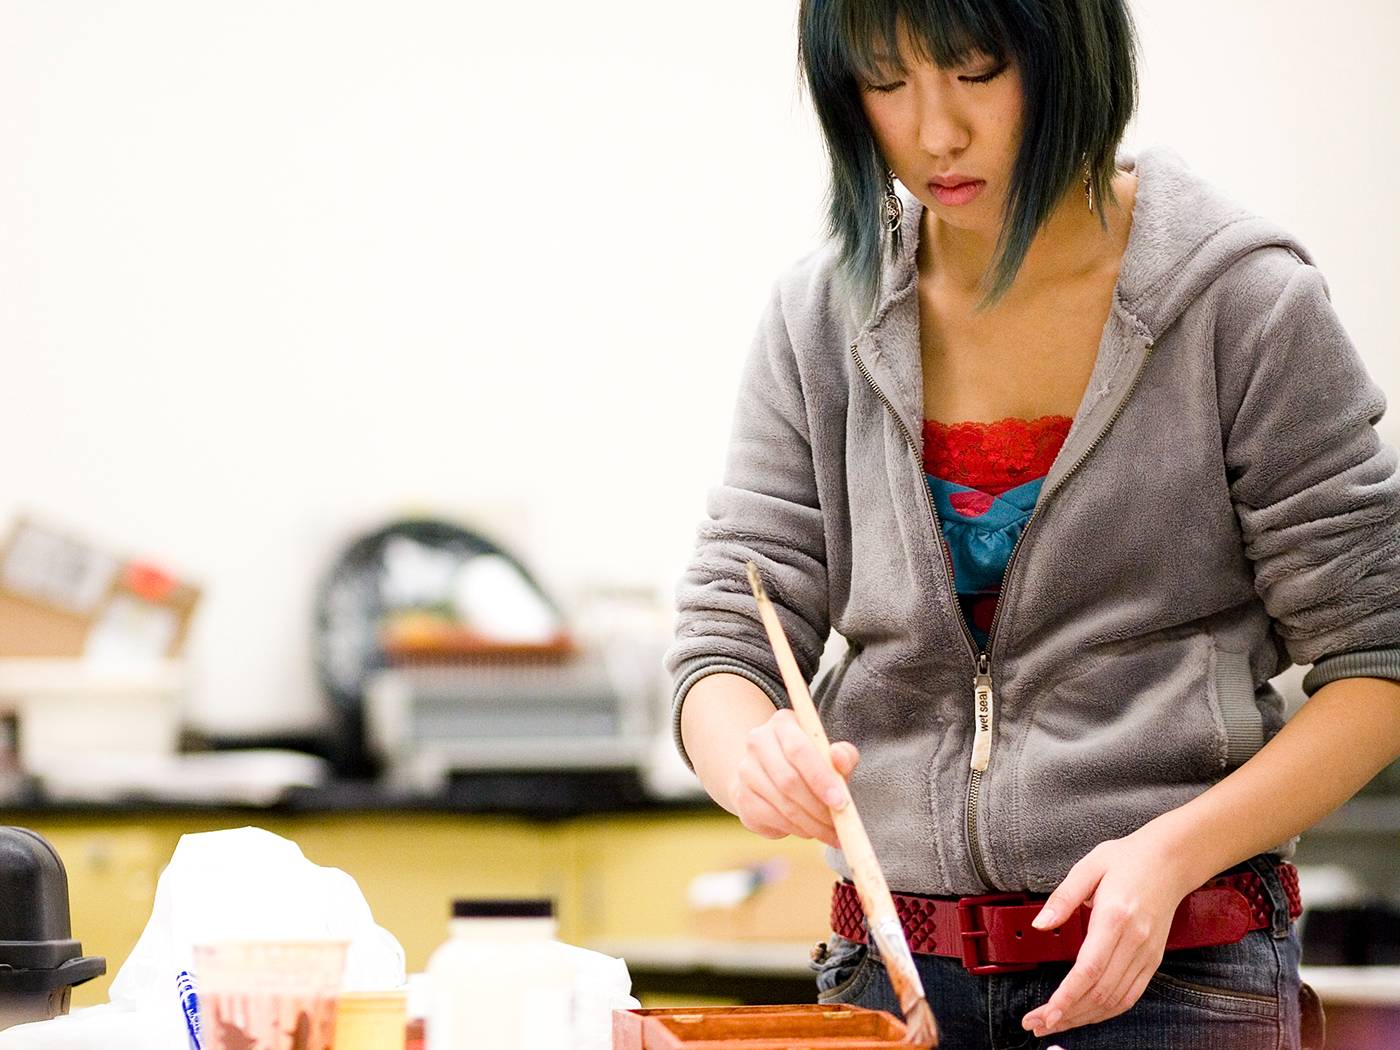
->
[[883, 169, 903, 235], [1081, 154, 1095, 212]]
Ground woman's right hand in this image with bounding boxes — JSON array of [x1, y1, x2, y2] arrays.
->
[[727, 707, 861, 850]]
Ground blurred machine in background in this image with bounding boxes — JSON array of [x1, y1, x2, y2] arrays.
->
[[314, 517, 665, 786], [365, 649, 655, 790]]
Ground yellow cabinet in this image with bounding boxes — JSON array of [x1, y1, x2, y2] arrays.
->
[[1, 807, 831, 1009], [268, 815, 569, 972], [568, 812, 832, 944]]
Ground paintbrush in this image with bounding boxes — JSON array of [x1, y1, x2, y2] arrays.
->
[[744, 561, 940, 1048]]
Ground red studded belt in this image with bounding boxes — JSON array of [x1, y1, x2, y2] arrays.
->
[[831, 863, 1302, 976]]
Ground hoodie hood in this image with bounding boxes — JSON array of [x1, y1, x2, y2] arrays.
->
[[1111, 145, 1316, 340]]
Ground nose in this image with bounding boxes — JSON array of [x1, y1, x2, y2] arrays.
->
[[915, 91, 971, 161]]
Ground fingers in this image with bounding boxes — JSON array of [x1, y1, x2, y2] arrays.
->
[[735, 713, 841, 847], [753, 718, 838, 827], [830, 741, 861, 778], [734, 774, 837, 847], [732, 713, 863, 850], [1050, 956, 1155, 1033], [1101, 948, 1154, 1019], [1024, 900, 1163, 1036], [1098, 960, 1154, 1026], [1033, 853, 1100, 931], [773, 712, 851, 809], [742, 749, 838, 846], [731, 778, 797, 840], [1024, 902, 1124, 1036], [1124, 967, 1155, 1016]]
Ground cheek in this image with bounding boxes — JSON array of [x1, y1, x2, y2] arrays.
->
[[996, 80, 1026, 136], [979, 102, 1023, 167], [861, 102, 909, 160]]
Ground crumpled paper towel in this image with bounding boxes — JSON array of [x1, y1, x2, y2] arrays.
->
[[0, 826, 405, 1050]]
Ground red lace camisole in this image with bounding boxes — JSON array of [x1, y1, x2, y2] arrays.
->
[[921, 414, 1073, 648]]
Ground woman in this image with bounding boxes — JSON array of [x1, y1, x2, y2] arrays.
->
[[664, 1, 1400, 1048]]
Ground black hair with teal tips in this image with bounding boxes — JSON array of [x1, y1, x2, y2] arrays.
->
[[797, 0, 1141, 319]]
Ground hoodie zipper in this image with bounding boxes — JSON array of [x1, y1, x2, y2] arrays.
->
[[851, 331, 1154, 890]]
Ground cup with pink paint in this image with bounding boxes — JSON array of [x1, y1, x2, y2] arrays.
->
[[193, 940, 349, 1050]]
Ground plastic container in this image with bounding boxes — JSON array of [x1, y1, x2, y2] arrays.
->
[[425, 899, 574, 1050], [0, 826, 106, 1032], [193, 939, 348, 1050], [0, 657, 185, 776], [334, 990, 408, 1050]]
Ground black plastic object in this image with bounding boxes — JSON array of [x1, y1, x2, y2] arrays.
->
[[312, 517, 564, 776], [0, 826, 106, 1032], [452, 898, 554, 919]]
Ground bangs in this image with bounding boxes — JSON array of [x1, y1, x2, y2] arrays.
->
[[817, 1, 1012, 86]]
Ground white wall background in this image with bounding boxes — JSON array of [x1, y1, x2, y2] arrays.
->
[[2, 1, 1396, 733]]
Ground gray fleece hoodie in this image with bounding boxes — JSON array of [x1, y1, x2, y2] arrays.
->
[[663, 143, 1400, 896]]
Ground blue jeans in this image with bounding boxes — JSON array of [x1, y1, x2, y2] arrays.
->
[[811, 854, 1322, 1049]]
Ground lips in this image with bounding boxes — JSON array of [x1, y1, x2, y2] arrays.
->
[[929, 175, 980, 189], [930, 179, 985, 206]]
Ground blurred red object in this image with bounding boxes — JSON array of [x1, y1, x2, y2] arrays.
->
[[123, 561, 178, 603], [379, 612, 576, 664]]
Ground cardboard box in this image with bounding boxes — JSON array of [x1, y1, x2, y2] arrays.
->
[[686, 850, 837, 943], [0, 516, 199, 659]]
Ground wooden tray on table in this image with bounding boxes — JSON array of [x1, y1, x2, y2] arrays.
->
[[613, 1004, 922, 1048]]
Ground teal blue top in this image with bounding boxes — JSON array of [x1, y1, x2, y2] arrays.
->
[[924, 474, 1046, 651]]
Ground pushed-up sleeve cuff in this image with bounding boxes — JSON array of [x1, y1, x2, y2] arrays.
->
[[1301, 647, 1400, 697], [669, 657, 789, 773]]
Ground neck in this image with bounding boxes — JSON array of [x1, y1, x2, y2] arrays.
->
[[920, 171, 1135, 300]]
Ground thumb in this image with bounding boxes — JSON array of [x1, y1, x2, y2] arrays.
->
[[1033, 856, 1104, 931], [829, 741, 860, 779]]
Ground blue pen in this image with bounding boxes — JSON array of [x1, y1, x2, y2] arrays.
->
[[176, 970, 203, 1050]]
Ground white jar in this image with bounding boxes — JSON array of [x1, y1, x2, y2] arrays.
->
[[425, 899, 574, 1050]]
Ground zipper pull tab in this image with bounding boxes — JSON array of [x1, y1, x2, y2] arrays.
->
[[970, 652, 993, 772]]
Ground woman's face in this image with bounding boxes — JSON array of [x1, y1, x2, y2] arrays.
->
[[857, 29, 1024, 234]]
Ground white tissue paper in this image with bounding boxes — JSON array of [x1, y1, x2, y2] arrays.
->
[[549, 942, 641, 1050], [0, 826, 406, 1050], [404, 939, 639, 1050]]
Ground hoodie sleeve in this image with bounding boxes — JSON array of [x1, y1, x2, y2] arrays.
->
[[1220, 257, 1400, 696], [662, 279, 831, 771]]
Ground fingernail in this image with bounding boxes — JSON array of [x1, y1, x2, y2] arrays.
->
[[1032, 906, 1057, 929], [824, 785, 848, 809]]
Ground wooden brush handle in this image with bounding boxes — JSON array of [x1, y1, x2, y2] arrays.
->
[[743, 562, 934, 1042], [744, 568, 900, 924]]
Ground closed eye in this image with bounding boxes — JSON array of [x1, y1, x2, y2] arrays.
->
[[963, 62, 1008, 84], [862, 62, 1008, 93]]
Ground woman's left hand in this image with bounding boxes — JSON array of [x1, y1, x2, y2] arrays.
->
[[1020, 825, 1200, 1038]]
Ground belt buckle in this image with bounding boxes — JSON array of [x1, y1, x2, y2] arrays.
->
[[956, 892, 1040, 975]]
